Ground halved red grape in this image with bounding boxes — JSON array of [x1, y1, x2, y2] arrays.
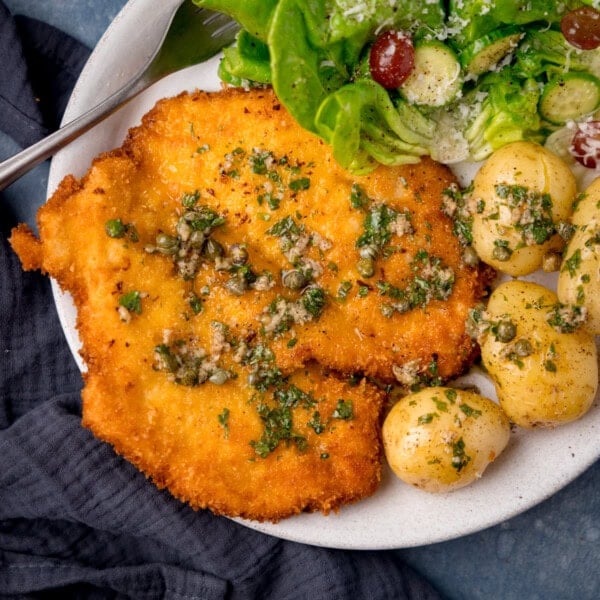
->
[[561, 7, 600, 50], [570, 121, 600, 169], [369, 30, 415, 89]]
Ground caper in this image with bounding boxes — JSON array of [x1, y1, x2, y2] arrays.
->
[[514, 338, 533, 357], [357, 257, 375, 278], [462, 246, 479, 267], [177, 366, 198, 387], [557, 221, 576, 242], [542, 251, 562, 273], [189, 230, 205, 249], [105, 218, 126, 238], [492, 244, 512, 262], [359, 244, 378, 260], [230, 244, 249, 266], [282, 269, 306, 290], [380, 304, 394, 318], [495, 319, 516, 343], [203, 237, 224, 259], [209, 368, 230, 385], [155, 233, 179, 255], [176, 218, 192, 241], [225, 275, 248, 296]]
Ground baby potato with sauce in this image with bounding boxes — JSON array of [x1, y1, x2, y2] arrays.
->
[[382, 387, 510, 493], [558, 177, 600, 334], [471, 141, 576, 276], [481, 280, 598, 428]]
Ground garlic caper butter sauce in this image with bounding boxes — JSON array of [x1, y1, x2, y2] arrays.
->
[[104, 135, 467, 459]]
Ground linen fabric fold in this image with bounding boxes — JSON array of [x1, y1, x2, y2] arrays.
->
[[0, 3, 441, 598]]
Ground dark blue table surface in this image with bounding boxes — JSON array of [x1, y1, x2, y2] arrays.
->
[[3, 2, 600, 598]]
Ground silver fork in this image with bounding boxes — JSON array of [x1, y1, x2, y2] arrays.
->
[[0, 1, 237, 191]]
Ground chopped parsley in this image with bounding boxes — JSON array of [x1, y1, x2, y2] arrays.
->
[[105, 218, 139, 242], [418, 412, 438, 425], [444, 389, 458, 403], [451, 437, 471, 472], [289, 177, 311, 191], [493, 184, 556, 247], [546, 303, 586, 333], [188, 292, 203, 315], [562, 249, 582, 278], [119, 290, 143, 315], [302, 286, 327, 318], [251, 404, 307, 458], [308, 411, 326, 434], [218, 408, 230, 438], [332, 399, 354, 420], [459, 403, 482, 419], [441, 183, 474, 246], [376, 250, 455, 315], [267, 215, 304, 238]]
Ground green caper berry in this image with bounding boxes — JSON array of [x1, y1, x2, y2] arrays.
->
[[203, 238, 224, 259], [359, 245, 378, 260], [492, 245, 512, 262], [230, 244, 249, 266], [496, 319, 516, 343], [380, 304, 395, 318], [282, 269, 306, 290], [557, 221, 575, 242], [462, 246, 479, 267], [189, 230, 205, 249], [177, 367, 198, 387], [514, 338, 533, 357], [176, 219, 192, 241], [225, 275, 248, 296], [209, 369, 230, 385], [105, 218, 126, 238], [357, 257, 375, 278], [155, 233, 179, 255]]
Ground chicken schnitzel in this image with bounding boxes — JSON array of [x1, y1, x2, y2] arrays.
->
[[10, 88, 491, 521]]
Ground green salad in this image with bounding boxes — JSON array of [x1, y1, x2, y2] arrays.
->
[[193, 0, 600, 173]]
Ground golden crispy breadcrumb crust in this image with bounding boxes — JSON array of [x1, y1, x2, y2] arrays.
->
[[10, 88, 491, 521]]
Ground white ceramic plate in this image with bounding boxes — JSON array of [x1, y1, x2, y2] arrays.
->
[[50, 0, 600, 550]]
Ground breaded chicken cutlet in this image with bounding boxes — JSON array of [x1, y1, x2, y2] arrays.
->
[[10, 88, 492, 521]]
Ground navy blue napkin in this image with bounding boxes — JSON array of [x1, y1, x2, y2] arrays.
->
[[0, 3, 442, 598]]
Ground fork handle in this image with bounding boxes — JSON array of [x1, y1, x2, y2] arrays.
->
[[0, 77, 146, 192]]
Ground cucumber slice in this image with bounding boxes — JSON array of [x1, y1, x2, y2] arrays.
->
[[400, 41, 462, 107], [460, 26, 524, 77], [539, 72, 600, 125]]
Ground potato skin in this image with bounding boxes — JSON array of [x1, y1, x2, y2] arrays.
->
[[558, 178, 600, 334], [471, 141, 576, 276], [382, 387, 510, 493], [481, 280, 598, 428]]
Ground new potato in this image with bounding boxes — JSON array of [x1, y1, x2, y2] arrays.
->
[[558, 178, 600, 334], [471, 141, 576, 276], [481, 280, 598, 428], [382, 387, 510, 493]]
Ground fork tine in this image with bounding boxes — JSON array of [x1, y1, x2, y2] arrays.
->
[[199, 9, 239, 38]]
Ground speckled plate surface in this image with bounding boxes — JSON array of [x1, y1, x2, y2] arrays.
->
[[49, 0, 600, 550]]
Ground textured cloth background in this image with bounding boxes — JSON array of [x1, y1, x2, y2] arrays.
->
[[0, 2, 441, 598]]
